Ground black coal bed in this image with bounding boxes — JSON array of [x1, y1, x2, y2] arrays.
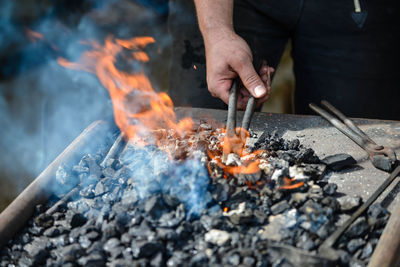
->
[[0, 117, 393, 267]]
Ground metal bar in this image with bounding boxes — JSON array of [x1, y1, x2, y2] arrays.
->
[[368, 186, 400, 267], [0, 120, 112, 249], [240, 96, 256, 137], [320, 100, 376, 145], [319, 165, 400, 250], [309, 103, 368, 149], [226, 80, 238, 138]]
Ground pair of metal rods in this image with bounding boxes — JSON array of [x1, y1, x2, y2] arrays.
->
[[226, 60, 271, 140]]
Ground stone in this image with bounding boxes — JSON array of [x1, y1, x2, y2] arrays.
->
[[338, 195, 362, 212], [346, 217, 369, 238], [34, 213, 54, 229], [323, 183, 338, 195], [321, 153, 356, 171], [271, 200, 290, 215], [131, 240, 162, 258], [69, 213, 87, 228], [205, 229, 231, 246]]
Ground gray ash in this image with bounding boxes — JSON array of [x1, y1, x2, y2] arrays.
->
[[0, 126, 389, 267]]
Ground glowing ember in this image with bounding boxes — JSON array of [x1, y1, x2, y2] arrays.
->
[[26, 28, 44, 43], [57, 36, 193, 146]]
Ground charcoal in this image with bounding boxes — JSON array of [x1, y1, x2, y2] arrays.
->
[[323, 183, 338, 195], [34, 213, 54, 229], [1, 128, 387, 267], [349, 258, 366, 267], [104, 238, 122, 258], [77, 252, 106, 267], [360, 242, 373, 260], [339, 195, 362, 212], [321, 153, 356, 171], [205, 229, 231, 246], [23, 238, 49, 264], [224, 253, 240, 265], [271, 200, 290, 215], [69, 213, 87, 229], [131, 240, 162, 258], [144, 195, 168, 219], [346, 217, 370, 238], [61, 243, 84, 263]]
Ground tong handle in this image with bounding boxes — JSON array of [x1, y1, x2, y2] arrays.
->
[[321, 100, 376, 145], [226, 80, 238, 137], [309, 103, 369, 149]]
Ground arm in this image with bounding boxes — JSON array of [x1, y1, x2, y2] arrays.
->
[[194, 0, 273, 108]]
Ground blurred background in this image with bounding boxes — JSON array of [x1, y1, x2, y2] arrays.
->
[[0, 0, 294, 211]]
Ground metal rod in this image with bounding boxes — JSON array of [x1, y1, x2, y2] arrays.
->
[[0, 120, 112, 249], [226, 80, 238, 138], [309, 103, 368, 149], [320, 100, 375, 145], [240, 96, 256, 135], [319, 165, 400, 250], [368, 183, 400, 267], [100, 132, 125, 168]]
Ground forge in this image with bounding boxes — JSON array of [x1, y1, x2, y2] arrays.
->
[[0, 107, 399, 267]]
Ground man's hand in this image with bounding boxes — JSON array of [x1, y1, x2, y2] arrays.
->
[[204, 30, 274, 109], [194, 0, 274, 109]]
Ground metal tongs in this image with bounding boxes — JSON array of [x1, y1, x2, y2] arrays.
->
[[310, 100, 397, 172], [223, 61, 271, 161]]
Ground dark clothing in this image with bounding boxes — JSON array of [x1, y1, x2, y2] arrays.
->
[[169, 0, 400, 120]]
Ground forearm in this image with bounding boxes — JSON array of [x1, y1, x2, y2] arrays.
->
[[193, 0, 235, 43]]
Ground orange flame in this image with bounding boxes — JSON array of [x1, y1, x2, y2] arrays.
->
[[278, 177, 304, 190], [57, 36, 193, 145]]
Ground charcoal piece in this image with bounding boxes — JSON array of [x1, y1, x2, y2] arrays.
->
[[205, 229, 231, 246], [61, 243, 84, 263], [77, 252, 106, 267], [150, 252, 164, 267], [189, 252, 208, 266], [360, 242, 373, 260], [43, 226, 65, 237], [225, 253, 240, 265], [163, 194, 180, 208], [80, 185, 95, 199], [34, 213, 54, 229], [102, 221, 119, 239], [294, 148, 320, 164], [23, 239, 49, 265], [226, 153, 241, 166], [308, 184, 324, 201], [323, 183, 338, 195], [121, 190, 138, 208], [296, 233, 316, 251], [339, 195, 362, 212], [321, 197, 340, 213], [109, 259, 133, 267], [129, 220, 154, 239], [144, 195, 168, 219], [167, 251, 187, 266], [290, 192, 308, 207], [78, 235, 92, 249], [321, 153, 356, 171], [104, 238, 122, 258], [94, 177, 114, 196], [200, 215, 213, 231], [156, 228, 178, 241], [349, 258, 366, 267], [228, 209, 254, 225], [102, 166, 116, 178], [115, 213, 130, 230], [367, 203, 389, 227], [69, 213, 87, 228], [347, 238, 366, 254], [253, 210, 268, 225], [211, 182, 230, 202], [158, 211, 184, 228], [131, 240, 162, 258], [346, 217, 369, 238], [242, 256, 256, 266], [270, 200, 290, 215]]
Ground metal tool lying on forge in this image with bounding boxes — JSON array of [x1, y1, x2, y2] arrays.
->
[[310, 100, 397, 172], [223, 60, 271, 162]]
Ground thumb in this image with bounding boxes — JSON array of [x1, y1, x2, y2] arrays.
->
[[237, 61, 267, 98]]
